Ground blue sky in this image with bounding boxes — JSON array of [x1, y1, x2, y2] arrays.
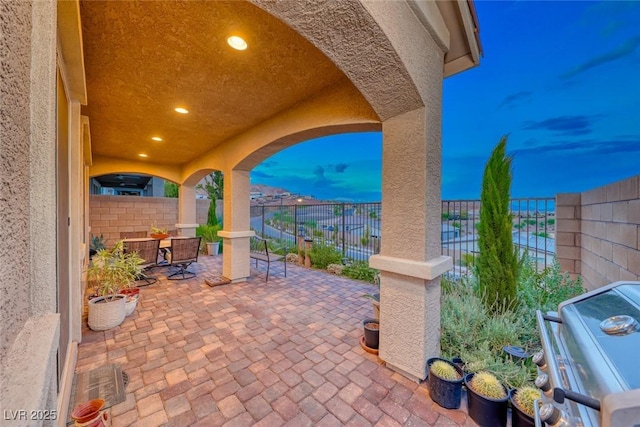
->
[[252, 1, 640, 201]]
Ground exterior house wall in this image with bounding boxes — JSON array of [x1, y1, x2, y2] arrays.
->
[[89, 195, 209, 245], [1, 0, 60, 424], [557, 176, 640, 290]]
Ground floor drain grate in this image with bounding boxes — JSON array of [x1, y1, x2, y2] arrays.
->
[[66, 364, 127, 425]]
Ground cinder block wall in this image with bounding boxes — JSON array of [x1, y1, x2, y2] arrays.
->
[[557, 176, 640, 290], [90, 195, 209, 245]]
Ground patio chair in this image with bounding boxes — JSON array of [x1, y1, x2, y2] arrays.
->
[[123, 238, 160, 286], [120, 230, 147, 239], [167, 237, 201, 280]]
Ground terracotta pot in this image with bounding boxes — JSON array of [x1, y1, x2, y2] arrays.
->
[[71, 399, 106, 426]]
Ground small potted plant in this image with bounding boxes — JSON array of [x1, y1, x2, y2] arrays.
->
[[510, 386, 541, 427], [362, 318, 379, 351], [464, 371, 509, 427], [150, 225, 169, 240], [89, 234, 106, 257], [197, 224, 222, 255], [86, 241, 144, 330], [362, 272, 380, 319], [427, 358, 464, 409]]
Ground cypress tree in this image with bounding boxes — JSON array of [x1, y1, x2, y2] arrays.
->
[[476, 136, 522, 312]]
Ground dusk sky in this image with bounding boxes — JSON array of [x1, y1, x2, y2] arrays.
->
[[251, 1, 640, 201]]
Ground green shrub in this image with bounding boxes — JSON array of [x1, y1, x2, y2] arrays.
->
[[196, 224, 222, 243], [309, 243, 343, 269], [343, 261, 378, 283], [441, 276, 534, 389]]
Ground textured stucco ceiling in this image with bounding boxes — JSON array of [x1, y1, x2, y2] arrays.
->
[[80, 1, 352, 166]]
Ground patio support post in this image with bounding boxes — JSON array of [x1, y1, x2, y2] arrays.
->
[[369, 107, 452, 382], [177, 184, 198, 236], [218, 169, 253, 281]]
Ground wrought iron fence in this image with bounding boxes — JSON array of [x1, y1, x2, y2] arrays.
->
[[250, 197, 555, 271]]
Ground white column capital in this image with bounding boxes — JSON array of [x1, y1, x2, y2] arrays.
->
[[369, 255, 452, 281]]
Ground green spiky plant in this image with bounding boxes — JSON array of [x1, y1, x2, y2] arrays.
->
[[476, 136, 524, 313], [513, 386, 541, 417], [469, 371, 507, 400], [430, 360, 461, 381]]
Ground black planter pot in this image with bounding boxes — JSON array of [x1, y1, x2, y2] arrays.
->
[[363, 318, 379, 349], [464, 373, 509, 427], [510, 389, 537, 427], [426, 358, 463, 409]]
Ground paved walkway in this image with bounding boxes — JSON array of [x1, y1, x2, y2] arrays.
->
[[76, 255, 476, 426]]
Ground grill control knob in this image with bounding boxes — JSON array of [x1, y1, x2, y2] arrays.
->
[[533, 350, 546, 367], [535, 373, 551, 392], [539, 403, 568, 426]]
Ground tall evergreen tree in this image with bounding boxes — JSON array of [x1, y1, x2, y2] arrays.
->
[[476, 136, 522, 312], [197, 171, 224, 226]]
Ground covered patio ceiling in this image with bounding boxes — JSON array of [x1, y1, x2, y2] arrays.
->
[[79, 0, 481, 172], [79, 0, 358, 167]]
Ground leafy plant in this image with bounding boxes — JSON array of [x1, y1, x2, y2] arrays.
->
[[476, 136, 523, 313], [344, 261, 378, 284], [440, 276, 534, 389], [164, 181, 179, 198], [309, 243, 343, 269], [151, 225, 168, 235], [87, 241, 144, 300], [197, 224, 222, 243], [90, 234, 106, 252]]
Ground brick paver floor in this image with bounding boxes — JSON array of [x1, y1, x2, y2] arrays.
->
[[76, 255, 477, 426]]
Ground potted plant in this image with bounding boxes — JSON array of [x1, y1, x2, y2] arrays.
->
[[198, 224, 222, 255], [89, 234, 106, 257], [362, 318, 379, 350], [362, 272, 380, 319], [150, 225, 169, 240], [427, 358, 464, 409], [464, 371, 509, 427], [86, 241, 144, 330], [510, 386, 541, 427]]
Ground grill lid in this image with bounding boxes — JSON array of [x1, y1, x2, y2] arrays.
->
[[564, 284, 640, 389]]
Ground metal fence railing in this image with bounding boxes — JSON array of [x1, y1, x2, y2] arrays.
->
[[250, 197, 555, 271]]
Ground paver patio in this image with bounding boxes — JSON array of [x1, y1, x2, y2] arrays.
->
[[76, 255, 477, 426]]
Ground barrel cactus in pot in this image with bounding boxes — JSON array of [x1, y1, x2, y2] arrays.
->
[[464, 371, 509, 427], [510, 386, 541, 427], [427, 358, 464, 409]]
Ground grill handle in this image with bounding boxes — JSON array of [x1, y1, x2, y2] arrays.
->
[[542, 313, 562, 323], [536, 310, 563, 393], [553, 388, 601, 411]]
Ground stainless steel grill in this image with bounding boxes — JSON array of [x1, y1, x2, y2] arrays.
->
[[534, 281, 640, 427]]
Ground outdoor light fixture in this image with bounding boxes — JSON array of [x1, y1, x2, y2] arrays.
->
[[138, 153, 148, 158], [151, 136, 163, 141], [227, 35, 247, 51], [174, 107, 189, 114]]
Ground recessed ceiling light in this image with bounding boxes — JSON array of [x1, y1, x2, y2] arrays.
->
[[174, 107, 189, 114], [227, 36, 247, 51], [138, 153, 148, 158], [151, 136, 163, 142]]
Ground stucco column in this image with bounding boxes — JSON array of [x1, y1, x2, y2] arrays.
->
[[369, 107, 452, 382], [218, 169, 254, 281], [177, 184, 198, 237]]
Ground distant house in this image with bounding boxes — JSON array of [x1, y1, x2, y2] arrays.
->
[[250, 191, 263, 200]]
